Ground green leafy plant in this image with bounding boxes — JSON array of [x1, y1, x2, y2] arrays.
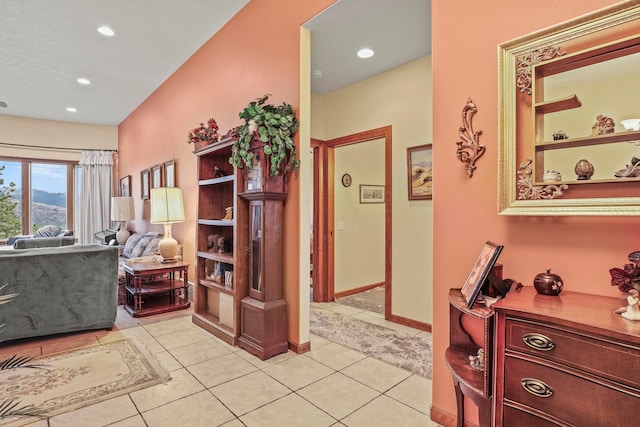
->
[[230, 94, 300, 176]]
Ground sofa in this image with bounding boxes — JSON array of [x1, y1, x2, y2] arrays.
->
[[0, 244, 119, 343], [6, 224, 74, 247]]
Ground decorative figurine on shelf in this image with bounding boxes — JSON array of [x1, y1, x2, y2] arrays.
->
[[609, 251, 640, 320], [552, 130, 568, 140], [533, 269, 564, 296], [213, 166, 227, 178], [469, 348, 485, 371], [575, 159, 594, 180], [207, 234, 229, 254], [223, 206, 233, 220], [614, 289, 640, 320], [614, 156, 640, 178], [591, 114, 615, 135], [543, 170, 562, 182]]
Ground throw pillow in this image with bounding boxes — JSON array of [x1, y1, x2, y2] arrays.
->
[[34, 225, 62, 238], [123, 233, 143, 258], [142, 237, 161, 256], [130, 236, 154, 258]]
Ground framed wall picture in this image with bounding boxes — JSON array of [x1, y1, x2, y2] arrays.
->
[[119, 175, 131, 197], [359, 184, 385, 204], [461, 241, 504, 308], [151, 164, 163, 189], [406, 144, 433, 200], [140, 169, 150, 200], [163, 159, 176, 187]]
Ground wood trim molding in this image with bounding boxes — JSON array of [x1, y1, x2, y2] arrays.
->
[[430, 405, 462, 427], [334, 282, 384, 299], [288, 340, 311, 354], [388, 313, 432, 333]]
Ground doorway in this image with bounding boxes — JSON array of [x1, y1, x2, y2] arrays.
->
[[311, 126, 393, 319]]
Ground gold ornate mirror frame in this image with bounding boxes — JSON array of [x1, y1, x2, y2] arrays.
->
[[498, 2, 640, 215]]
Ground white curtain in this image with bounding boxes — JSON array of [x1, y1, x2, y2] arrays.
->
[[79, 150, 113, 244]]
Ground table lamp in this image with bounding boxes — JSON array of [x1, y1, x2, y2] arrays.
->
[[110, 197, 134, 244], [150, 187, 185, 263]]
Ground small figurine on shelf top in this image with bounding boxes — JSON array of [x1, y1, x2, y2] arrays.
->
[[552, 130, 568, 140], [591, 114, 615, 135], [610, 251, 640, 320]]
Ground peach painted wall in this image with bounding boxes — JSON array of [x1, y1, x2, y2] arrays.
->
[[117, 0, 336, 346], [431, 0, 637, 423]]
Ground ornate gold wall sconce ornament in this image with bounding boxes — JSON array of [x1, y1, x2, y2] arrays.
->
[[456, 98, 485, 178], [517, 158, 568, 200], [515, 46, 565, 95]]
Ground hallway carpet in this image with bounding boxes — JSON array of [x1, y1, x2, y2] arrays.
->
[[309, 304, 431, 378], [335, 286, 385, 314]]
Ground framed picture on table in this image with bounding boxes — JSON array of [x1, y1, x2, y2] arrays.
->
[[461, 241, 504, 307]]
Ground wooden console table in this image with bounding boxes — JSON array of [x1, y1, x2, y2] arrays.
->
[[123, 261, 190, 317], [492, 286, 640, 426]]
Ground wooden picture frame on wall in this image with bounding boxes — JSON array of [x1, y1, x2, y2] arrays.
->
[[406, 144, 433, 200], [119, 175, 131, 197], [359, 184, 385, 204], [163, 160, 176, 187], [140, 169, 150, 200], [151, 164, 163, 189]]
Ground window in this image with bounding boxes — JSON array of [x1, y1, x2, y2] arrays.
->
[[0, 158, 79, 239]]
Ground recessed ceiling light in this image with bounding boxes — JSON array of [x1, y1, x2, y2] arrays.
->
[[97, 26, 115, 36], [66, 107, 77, 113], [357, 48, 374, 59], [77, 78, 91, 85]]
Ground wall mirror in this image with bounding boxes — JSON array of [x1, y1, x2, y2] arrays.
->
[[498, 2, 640, 215]]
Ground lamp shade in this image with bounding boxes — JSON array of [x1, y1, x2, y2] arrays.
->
[[111, 197, 134, 221], [150, 187, 185, 224]]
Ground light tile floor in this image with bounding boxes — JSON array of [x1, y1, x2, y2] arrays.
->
[[13, 304, 440, 427]]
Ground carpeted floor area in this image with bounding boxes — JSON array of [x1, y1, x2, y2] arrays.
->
[[335, 285, 385, 314], [309, 304, 432, 378], [0, 339, 169, 426]]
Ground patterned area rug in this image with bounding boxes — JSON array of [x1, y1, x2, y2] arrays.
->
[[310, 305, 432, 378], [335, 286, 385, 314], [0, 339, 170, 426]]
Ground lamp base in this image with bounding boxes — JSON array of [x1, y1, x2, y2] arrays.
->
[[116, 227, 130, 245], [161, 257, 178, 264], [158, 225, 178, 262]]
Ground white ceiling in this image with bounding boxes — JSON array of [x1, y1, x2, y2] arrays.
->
[[0, 0, 431, 126]]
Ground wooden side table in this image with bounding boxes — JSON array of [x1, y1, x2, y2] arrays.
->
[[123, 261, 190, 317]]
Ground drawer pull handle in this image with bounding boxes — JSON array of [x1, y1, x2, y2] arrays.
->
[[523, 333, 555, 351], [521, 378, 553, 398]]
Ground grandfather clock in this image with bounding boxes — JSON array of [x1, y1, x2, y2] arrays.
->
[[237, 145, 288, 360]]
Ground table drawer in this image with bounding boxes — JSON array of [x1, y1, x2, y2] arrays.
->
[[504, 356, 640, 427], [505, 318, 640, 389], [503, 405, 561, 427]]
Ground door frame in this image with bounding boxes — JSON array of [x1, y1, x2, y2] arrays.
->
[[312, 126, 393, 319]]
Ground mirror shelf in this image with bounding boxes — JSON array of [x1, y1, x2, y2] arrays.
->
[[499, 2, 640, 215]]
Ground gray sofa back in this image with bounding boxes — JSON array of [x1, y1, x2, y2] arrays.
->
[[0, 244, 118, 343], [13, 236, 76, 249]]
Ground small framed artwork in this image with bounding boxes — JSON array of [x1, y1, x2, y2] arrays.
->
[[140, 169, 150, 200], [406, 144, 433, 200], [163, 160, 176, 187], [151, 164, 163, 189], [359, 184, 385, 204], [119, 175, 131, 197], [461, 241, 504, 308]]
